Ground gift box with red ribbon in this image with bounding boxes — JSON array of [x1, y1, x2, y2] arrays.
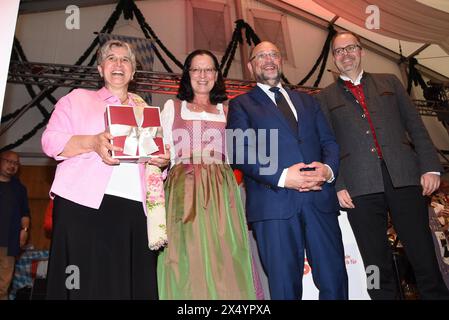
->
[[105, 105, 164, 162]]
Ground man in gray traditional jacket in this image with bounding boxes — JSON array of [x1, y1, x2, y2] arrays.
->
[[317, 31, 449, 300]]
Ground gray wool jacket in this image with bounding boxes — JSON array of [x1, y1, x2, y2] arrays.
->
[[316, 72, 442, 198]]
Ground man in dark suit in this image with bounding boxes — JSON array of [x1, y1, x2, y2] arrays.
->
[[226, 41, 348, 300], [317, 31, 449, 300], [0, 151, 30, 300]]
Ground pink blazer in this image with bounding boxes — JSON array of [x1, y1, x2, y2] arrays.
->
[[41, 87, 148, 210]]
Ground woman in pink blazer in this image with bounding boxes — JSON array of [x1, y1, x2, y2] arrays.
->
[[42, 40, 169, 299]]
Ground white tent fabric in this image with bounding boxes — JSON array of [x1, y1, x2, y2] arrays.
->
[[312, 0, 449, 55]]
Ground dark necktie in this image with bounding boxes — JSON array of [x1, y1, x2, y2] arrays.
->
[[269, 87, 297, 131]]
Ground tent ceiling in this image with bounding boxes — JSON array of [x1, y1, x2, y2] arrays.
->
[[17, 0, 449, 80], [18, 0, 119, 14], [416, 0, 449, 13], [281, 0, 449, 79], [17, 0, 147, 14]]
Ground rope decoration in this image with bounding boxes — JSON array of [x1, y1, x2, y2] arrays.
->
[[407, 57, 428, 94], [2, 0, 430, 153], [130, 1, 184, 70], [220, 20, 259, 77], [298, 24, 336, 87], [0, 117, 49, 152], [0, 0, 124, 152]]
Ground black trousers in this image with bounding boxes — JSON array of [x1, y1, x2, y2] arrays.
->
[[46, 195, 158, 300], [348, 161, 449, 300]]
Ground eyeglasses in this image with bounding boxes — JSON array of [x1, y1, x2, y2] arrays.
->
[[1, 158, 20, 166], [189, 68, 216, 76], [333, 44, 361, 56], [250, 51, 281, 62]]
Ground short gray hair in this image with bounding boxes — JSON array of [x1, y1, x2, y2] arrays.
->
[[96, 39, 137, 71]]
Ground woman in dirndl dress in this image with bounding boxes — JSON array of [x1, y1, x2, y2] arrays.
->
[[157, 49, 258, 299]]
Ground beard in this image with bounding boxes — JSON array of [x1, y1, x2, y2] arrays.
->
[[255, 64, 281, 85]]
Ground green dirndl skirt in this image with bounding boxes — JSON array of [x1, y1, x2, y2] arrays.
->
[[157, 162, 256, 299]]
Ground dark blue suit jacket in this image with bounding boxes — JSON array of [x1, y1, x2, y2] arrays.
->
[[227, 86, 340, 223]]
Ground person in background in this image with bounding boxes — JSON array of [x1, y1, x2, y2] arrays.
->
[[317, 31, 449, 299], [157, 49, 258, 299], [41, 39, 170, 299], [0, 151, 30, 300]]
